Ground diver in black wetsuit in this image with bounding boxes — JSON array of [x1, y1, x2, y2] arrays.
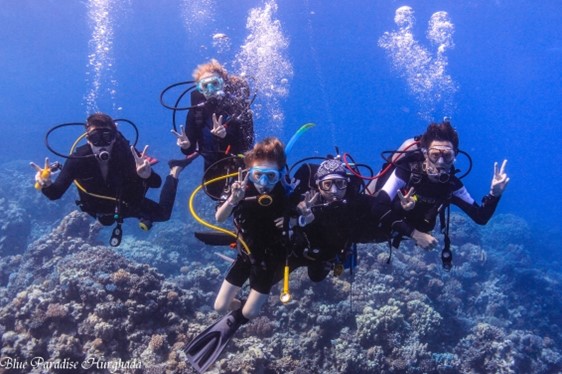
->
[[370, 120, 510, 268], [170, 59, 254, 199], [287, 158, 380, 282], [31, 113, 187, 244], [185, 137, 292, 373]]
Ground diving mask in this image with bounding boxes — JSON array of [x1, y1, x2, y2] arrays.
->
[[248, 167, 281, 193], [197, 75, 225, 98], [318, 178, 348, 191], [87, 128, 116, 147], [423, 146, 455, 183], [426, 146, 455, 165], [317, 175, 347, 202], [248, 167, 281, 185]]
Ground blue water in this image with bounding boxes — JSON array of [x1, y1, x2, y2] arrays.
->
[[1, 0, 561, 260]]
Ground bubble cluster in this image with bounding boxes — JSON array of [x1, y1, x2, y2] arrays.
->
[[84, 0, 121, 113], [212, 32, 231, 54], [181, 0, 216, 36], [235, 0, 293, 134], [379, 6, 457, 121]]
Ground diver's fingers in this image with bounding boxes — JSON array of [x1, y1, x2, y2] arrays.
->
[[309, 191, 320, 206], [397, 189, 405, 201], [212, 113, 218, 128], [171, 125, 185, 138], [242, 169, 250, 187], [237, 167, 243, 183], [130, 146, 141, 162], [44, 157, 50, 170], [406, 187, 415, 198], [30, 162, 42, 173], [141, 145, 149, 158], [493, 161, 499, 177], [499, 159, 508, 175]]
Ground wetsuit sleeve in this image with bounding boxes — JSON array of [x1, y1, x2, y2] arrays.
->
[[146, 171, 162, 189], [182, 91, 206, 155], [371, 169, 412, 235], [451, 186, 500, 225], [182, 109, 198, 155], [41, 159, 77, 200]]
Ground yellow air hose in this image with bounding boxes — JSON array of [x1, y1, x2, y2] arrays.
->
[[188, 172, 251, 255], [189, 171, 295, 302]]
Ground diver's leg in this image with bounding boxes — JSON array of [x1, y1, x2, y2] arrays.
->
[[155, 175, 179, 221], [242, 290, 269, 320], [215, 256, 250, 312], [214, 280, 241, 313]]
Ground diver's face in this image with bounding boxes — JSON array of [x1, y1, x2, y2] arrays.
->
[[317, 177, 347, 202], [424, 140, 455, 182], [248, 160, 280, 194], [87, 126, 116, 161], [197, 72, 225, 99]]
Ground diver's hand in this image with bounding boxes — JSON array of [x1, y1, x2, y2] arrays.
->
[[297, 191, 319, 227], [490, 159, 509, 197], [171, 125, 191, 149], [30, 157, 53, 189], [211, 113, 227, 139], [228, 168, 248, 206], [131, 145, 152, 179], [411, 229, 438, 250], [397, 187, 416, 211]]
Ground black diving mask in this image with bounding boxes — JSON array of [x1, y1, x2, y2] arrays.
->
[[87, 128, 116, 147]]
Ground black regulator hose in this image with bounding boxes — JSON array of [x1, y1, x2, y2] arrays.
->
[[45, 119, 139, 159]]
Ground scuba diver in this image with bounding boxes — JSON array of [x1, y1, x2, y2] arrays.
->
[[368, 120, 510, 269], [185, 137, 292, 373], [169, 59, 254, 199], [31, 113, 187, 246], [287, 157, 380, 282]]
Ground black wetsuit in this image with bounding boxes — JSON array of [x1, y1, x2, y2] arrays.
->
[[42, 135, 178, 225], [182, 78, 254, 199], [287, 164, 380, 281], [223, 183, 290, 294], [374, 160, 500, 238]]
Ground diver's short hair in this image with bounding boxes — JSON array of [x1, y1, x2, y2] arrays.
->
[[420, 121, 459, 150], [86, 113, 116, 130], [244, 137, 286, 169], [192, 59, 228, 81]]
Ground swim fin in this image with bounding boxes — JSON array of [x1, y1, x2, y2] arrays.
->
[[185, 309, 248, 373]]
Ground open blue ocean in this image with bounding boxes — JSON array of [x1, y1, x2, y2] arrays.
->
[[0, 1, 561, 373]]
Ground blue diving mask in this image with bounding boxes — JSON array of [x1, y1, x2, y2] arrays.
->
[[197, 75, 224, 98], [248, 167, 281, 192]]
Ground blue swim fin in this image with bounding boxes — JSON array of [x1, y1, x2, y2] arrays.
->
[[185, 309, 247, 373]]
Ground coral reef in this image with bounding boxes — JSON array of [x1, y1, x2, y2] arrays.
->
[[0, 165, 561, 373]]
